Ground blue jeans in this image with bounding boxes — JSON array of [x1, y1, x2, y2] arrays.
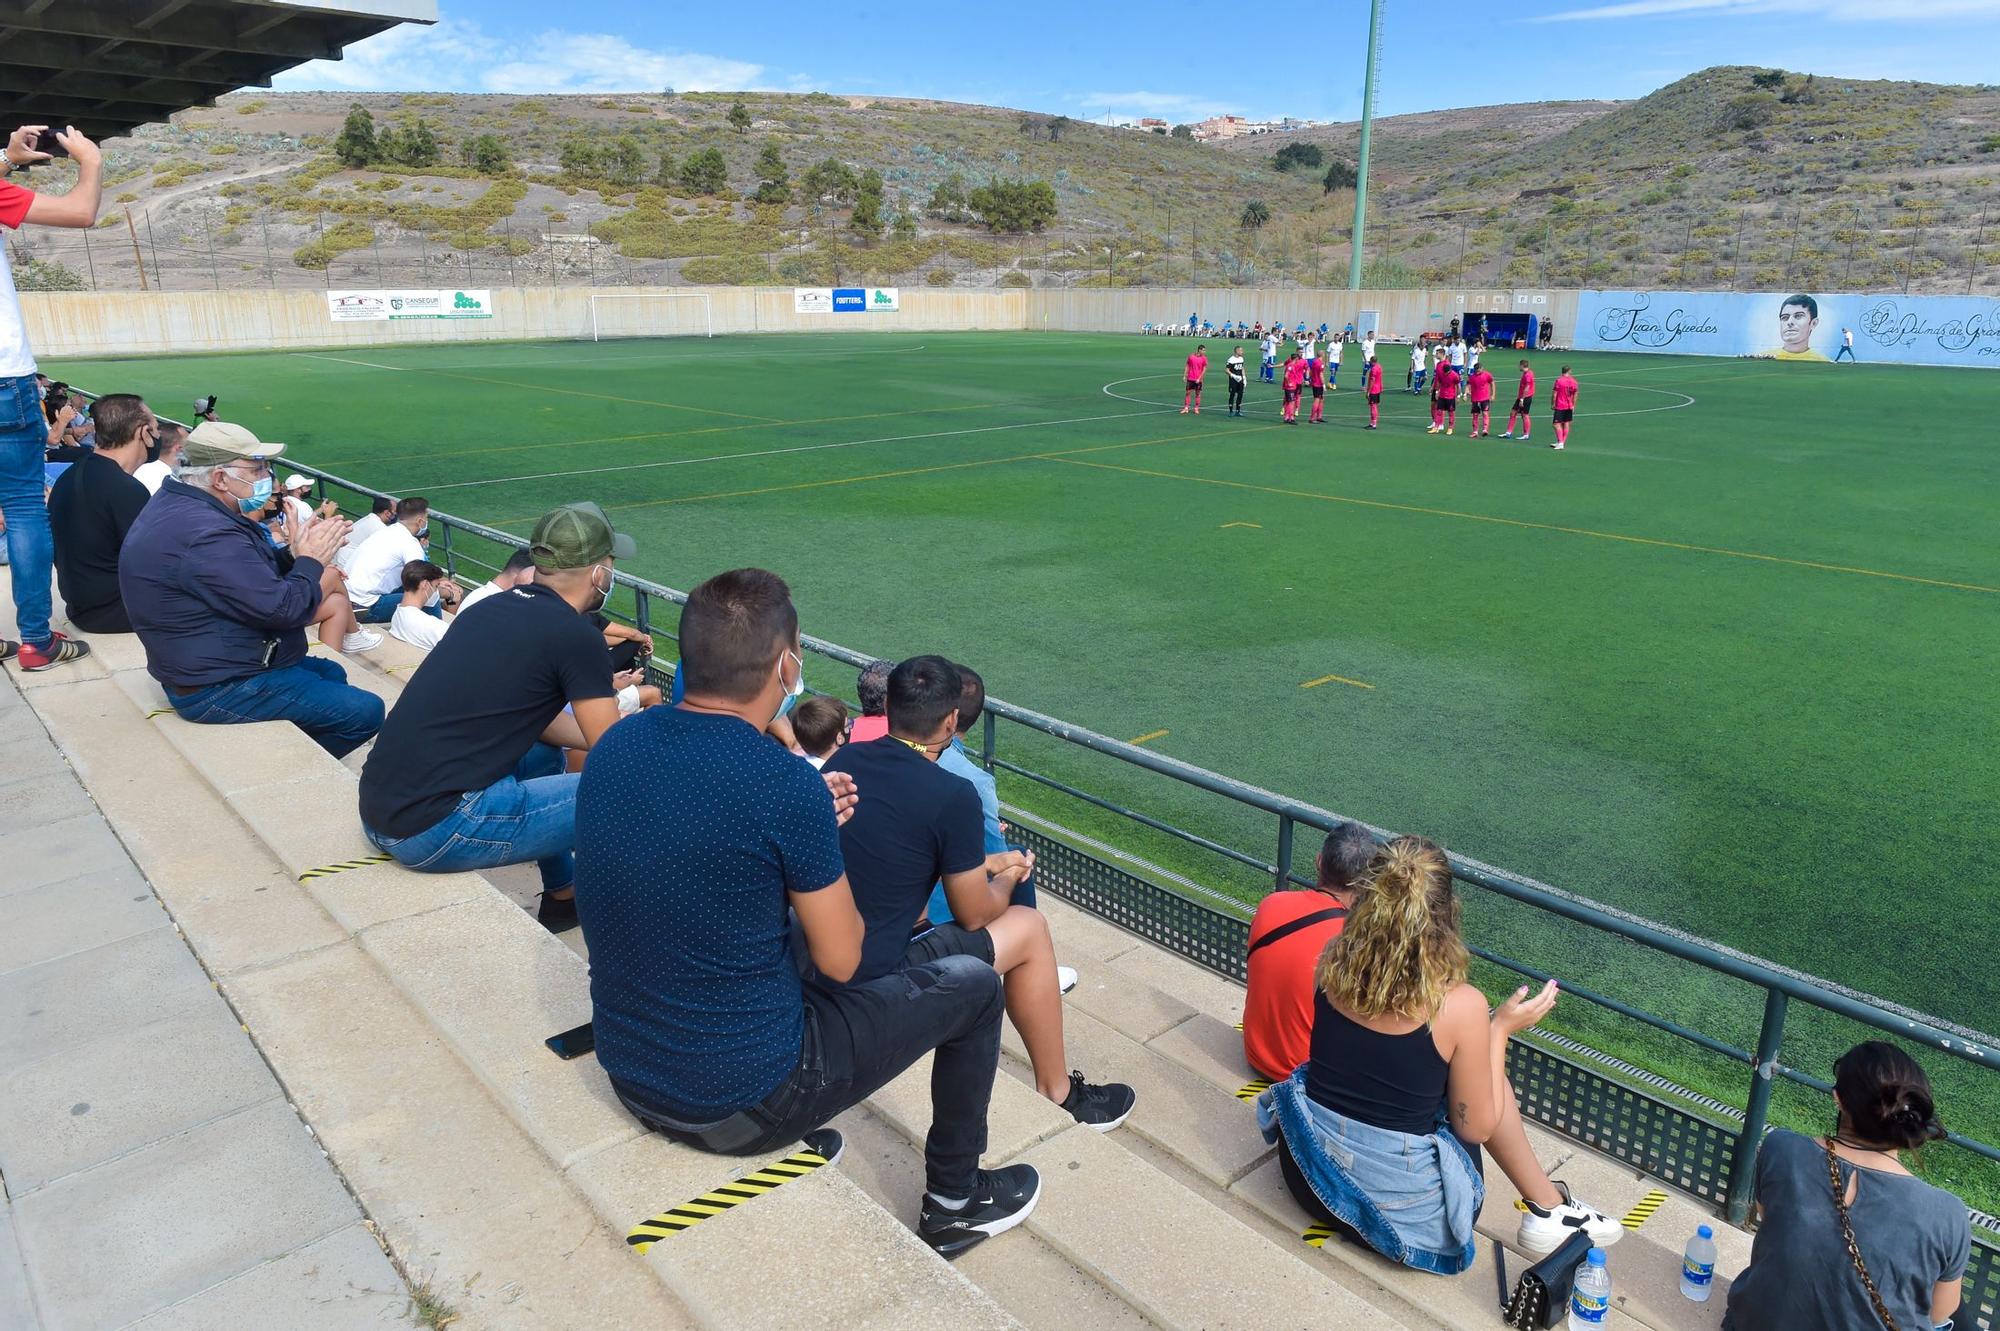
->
[[363, 743, 578, 893], [0, 373, 54, 646], [170, 656, 384, 758]]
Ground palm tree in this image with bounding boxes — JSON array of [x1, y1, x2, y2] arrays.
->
[[1240, 199, 1271, 231]]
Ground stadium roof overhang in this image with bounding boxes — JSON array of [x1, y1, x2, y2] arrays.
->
[[0, 0, 437, 143]]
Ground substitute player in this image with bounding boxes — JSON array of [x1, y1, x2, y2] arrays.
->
[[1225, 345, 1247, 416], [1409, 340, 1427, 394], [1260, 330, 1279, 383], [1181, 343, 1208, 414], [1502, 360, 1535, 441], [1307, 354, 1326, 423], [1550, 366, 1578, 449], [1364, 356, 1383, 429], [1299, 328, 1318, 372], [1467, 361, 1495, 438], [1325, 334, 1342, 391], [1448, 337, 1469, 399]]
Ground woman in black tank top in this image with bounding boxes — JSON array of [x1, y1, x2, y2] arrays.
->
[[1273, 837, 1622, 1258]]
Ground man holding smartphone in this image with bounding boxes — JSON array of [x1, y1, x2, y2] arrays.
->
[[0, 124, 102, 671]]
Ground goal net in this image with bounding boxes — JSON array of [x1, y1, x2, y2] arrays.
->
[[588, 292, 713, 341]]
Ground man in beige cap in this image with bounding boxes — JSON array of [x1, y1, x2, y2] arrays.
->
[[359, 501, 632, 932], [118, 421, 384, 756]]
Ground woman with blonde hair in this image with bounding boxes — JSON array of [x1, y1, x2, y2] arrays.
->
[[1257, 836, 1620, 1274]]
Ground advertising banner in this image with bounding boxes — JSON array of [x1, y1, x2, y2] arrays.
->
[[1575, 290, 2000, 368], [831, 287, 867, 313], [867, 287, 901, 312], [794, 287, 833, 314], [326, 289, 492, 322]]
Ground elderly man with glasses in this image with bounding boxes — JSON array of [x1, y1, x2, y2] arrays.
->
[[119, 420, 384, 756]]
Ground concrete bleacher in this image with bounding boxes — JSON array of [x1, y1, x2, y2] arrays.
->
[[4, 570, 1755, 1330]]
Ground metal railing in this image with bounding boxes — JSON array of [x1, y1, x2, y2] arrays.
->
[[273, 458, 2000, 1243]]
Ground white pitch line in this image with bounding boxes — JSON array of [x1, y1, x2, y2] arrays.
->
[[294, 351, 405, 371], [408, 404, 1181, 492], [292, 341, 934, 374]]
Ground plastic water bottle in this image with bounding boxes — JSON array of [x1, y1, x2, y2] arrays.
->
[[1681, 1224, 1717, 1302], [1568, 1247, 1611, 1329]]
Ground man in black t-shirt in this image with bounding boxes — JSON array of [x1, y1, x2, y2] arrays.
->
[[47, 393, 153, 633], [822, 656, 1136, 1133], [359, 502, 628, 933]]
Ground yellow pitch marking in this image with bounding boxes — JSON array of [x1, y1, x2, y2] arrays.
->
[[1128, 729, 1170, 746], [1221, 521, 1262, 529], [1301, 674, 1374, 691]]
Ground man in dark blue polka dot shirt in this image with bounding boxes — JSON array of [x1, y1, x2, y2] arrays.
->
[[577, 568, 1043, 1257]]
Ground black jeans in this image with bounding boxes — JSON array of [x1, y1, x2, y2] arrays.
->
[[616, 955, 1004, 1198]]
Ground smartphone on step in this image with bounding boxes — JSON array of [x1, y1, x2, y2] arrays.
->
[[545, 1022, 595, 1060]]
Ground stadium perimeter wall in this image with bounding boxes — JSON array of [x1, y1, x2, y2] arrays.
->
[[19, 285, 1580, 359]]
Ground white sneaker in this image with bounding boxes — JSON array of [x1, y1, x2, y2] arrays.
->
[[1550, 442, 1565, 450], [1518, 1182, 1622, 1254], [1057, 965, 1079, 995], [1500, 431, 1514, 439], [342, 630, 383, 652]]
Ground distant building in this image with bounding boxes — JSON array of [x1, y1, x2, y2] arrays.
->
[[1138, 117, 1168, 129], [1190, 114, 1248, 141]]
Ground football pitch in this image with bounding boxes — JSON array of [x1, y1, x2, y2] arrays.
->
[[49, 330, 2000, 1160]]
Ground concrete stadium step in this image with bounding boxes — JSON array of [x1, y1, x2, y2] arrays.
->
[[22, 670, 686, 1329], [68, 645, 1019, 1331]]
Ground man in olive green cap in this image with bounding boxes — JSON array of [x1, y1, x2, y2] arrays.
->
[[359, 502, 635, 933]]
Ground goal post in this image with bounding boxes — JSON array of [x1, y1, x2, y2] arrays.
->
[[588, 292, 713, 342]]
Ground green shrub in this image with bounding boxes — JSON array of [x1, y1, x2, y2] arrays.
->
[[292, 218, 374, 269], [925, 267, 956, 286], [999, 269, 1032, 288], [14, 259, 88, 291], [681, 253, 776, 284]]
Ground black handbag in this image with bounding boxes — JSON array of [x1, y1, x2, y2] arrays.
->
[[1496, 1233, 1593, 1328]]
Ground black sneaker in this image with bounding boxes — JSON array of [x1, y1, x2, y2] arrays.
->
[[537, 892, 579, 934], [801, 1128, 845, 1166], [1059, 1070, 1136, 1133], [918, 1164, 1042, 1258]]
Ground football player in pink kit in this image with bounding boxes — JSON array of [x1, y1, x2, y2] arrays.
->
[[1428, 363, 1460, 434], [1181, 344, 1208, 414], [1550, 366, 1579, 450], [1364, 357, 1384, 429], [1502, 360, 1535, 441], [1281, 352, 1306, 424], [1307, 355, 1326, 422], [1467, 363, 1495, 438]]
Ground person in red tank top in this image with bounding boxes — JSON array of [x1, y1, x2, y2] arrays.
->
[[1243, 823, 1377, 1081]]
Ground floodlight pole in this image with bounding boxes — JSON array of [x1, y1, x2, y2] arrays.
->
[[1347, 0, 1385, 290]]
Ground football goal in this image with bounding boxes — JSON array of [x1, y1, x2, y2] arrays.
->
[[588, 292, 713, 341]]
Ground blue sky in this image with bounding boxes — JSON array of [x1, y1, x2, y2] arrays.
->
[[280, 1, 2000, 121]]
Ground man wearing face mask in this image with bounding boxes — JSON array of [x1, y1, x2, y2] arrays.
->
[[344, 496, 459, 623], [119, 421, 383, 756], [358, 502, 627, 933]]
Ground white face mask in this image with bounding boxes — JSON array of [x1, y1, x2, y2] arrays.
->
[[774, 648, 805, 723]]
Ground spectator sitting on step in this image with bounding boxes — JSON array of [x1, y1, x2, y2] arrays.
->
[[133, 420, 186, 494], [1241, 821, 1376, 1082], [790, 693, 849, 769], [821, 655, 1136, 1132], [576, 568, 1044, 1257], [335, 494, 396, 573], [47, 393, 154, 635], [1724, 1041, 1968, 1331], [845, 657, 895, 742], [454, 547, 535, 616], [388, 559, 454, 651], [359, 502, 631, 934], [274, 473, 336, 548], [118, 422, 384, 757], [1258, 836, 1621, 1274], [346, 497, 459, 623]]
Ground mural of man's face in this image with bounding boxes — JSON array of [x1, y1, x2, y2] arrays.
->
[[1779, 301, 1817, 354]]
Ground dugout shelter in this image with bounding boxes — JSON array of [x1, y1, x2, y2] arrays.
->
[[0, 0, 434, 144]]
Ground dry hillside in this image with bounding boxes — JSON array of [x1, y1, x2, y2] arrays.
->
[[5, 68, 1994, 294]]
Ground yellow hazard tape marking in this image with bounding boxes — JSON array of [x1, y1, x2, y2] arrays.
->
[[1235, 1078, 1274, 1102], [1302, 1223, 1338, 1248], [1221, 521, 1262, 529], [1301, 673, 1375, 691], [297, 854, 392, 882], [1128, 729, 1170, 746], [145, 707, 174, 719], [1622, 1188, 1667, 1230], [626, 1146, 833, 1253]]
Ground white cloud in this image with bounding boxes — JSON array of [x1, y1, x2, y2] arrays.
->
[[273, 16, 764, 94], [1076, 91, 1244, 121], [1532, 0, 2000, 19]]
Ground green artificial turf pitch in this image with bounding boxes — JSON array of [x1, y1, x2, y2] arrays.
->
[[49, 331, 2000, 1187]]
